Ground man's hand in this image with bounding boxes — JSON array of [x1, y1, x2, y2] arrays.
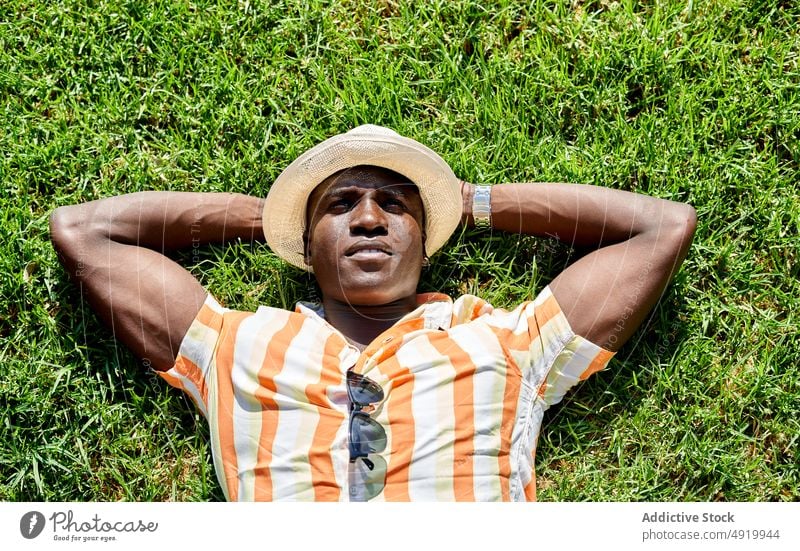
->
[[458, 180, 696, 352], [50, 192, 264, 371]]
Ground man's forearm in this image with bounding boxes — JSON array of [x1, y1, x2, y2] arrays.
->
[[462, 181, 694, 245], [51, 191, 265, 251]]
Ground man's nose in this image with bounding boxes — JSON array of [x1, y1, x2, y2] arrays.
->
[[350, 198, 388, 236]]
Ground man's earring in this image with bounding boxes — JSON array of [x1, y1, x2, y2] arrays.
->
[[422, 256, 430, 268]]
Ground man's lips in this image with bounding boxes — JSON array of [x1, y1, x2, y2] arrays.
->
[[344, 241, 393, 258]]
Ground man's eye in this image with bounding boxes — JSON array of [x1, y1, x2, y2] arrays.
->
[[329, 199, 351, 211], [383, 199, 406, 212]]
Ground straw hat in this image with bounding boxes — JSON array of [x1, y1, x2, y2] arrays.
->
[[262, 125, 462, 271]]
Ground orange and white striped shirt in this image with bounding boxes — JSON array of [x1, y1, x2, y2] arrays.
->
[[159, 285, 615, 501]]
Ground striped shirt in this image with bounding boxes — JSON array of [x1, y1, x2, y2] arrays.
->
[[159, 285, 615, 501]]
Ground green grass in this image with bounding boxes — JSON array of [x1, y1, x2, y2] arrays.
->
[[2, 0, 798, 501]]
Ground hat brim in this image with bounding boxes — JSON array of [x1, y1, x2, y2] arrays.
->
[[262, 127, 462, 271]]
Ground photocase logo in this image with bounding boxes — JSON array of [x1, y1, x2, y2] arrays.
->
[[20, 511, 45, 539]]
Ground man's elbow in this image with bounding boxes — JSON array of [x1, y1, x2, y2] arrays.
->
[[673, 202, 697, 242], [50, 206, 73, 246], [660, 202, 698, 254], [49, 205, 91, 260]]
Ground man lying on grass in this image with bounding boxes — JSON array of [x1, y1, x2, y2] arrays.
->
[[49, 125, 696, 501]]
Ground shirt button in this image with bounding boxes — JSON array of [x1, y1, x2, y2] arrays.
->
[[383, 336, 393, 343]]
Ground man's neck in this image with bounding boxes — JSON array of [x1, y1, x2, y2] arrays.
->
[[321, 295, 418, 351]]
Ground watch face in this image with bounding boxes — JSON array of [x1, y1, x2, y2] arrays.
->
[[472, 186, 492, 226]]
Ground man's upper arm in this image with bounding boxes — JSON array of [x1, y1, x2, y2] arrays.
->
[[548, 203, 697, 352], [50, 205, 207, 371]]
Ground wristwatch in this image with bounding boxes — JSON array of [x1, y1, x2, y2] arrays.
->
[[472, 185, 492, 228]]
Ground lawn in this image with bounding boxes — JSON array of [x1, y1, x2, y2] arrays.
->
[[1, 0, 798, 501]]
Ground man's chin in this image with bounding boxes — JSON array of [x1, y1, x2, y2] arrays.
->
[[315, 261, 422, 307], [336, 290, 404, 308], [328, 279, 416, 308]]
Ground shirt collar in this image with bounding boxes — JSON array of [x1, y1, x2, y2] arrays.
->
[[295, 292, 453, 331]]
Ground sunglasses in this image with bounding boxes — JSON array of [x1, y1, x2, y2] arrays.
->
[[346, 370, 387, 500]]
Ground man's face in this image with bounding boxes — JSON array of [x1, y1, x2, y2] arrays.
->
[[305, 166, 426, 307]]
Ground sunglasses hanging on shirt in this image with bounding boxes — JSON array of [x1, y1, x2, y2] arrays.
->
[[346, 370, 387, 501]]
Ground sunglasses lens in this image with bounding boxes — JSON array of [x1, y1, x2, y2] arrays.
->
[[347, 372, 384, 405], [349, 455, 387, 502], [349, 412, 387, 456]]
